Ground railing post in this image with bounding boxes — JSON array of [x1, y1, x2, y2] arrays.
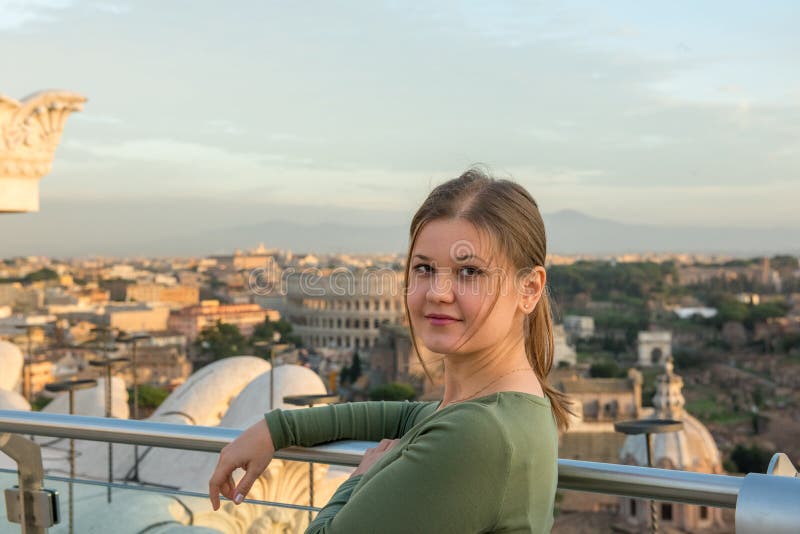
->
[[0, 433, 59, 533], [735, 452, 800, 534]]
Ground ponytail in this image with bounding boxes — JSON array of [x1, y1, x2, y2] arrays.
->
[[527, 291, 574, 431]]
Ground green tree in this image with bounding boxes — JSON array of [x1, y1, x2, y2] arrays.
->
[[251, 317, 303, 347], [716, 298, 749, 323], [729, 443, 772, 474], [770, 255, 799, 271], [195, 320, 247, 361], [369, 382, 417, 401], [23, 268, 58, 283], [30, 395, 53, 411], [348, 352, 362, 383], [749, 302, 789, 323], [589, 361, 625, 378], [130, 384, 170, 409]]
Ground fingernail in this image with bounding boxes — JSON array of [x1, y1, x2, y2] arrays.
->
[[234, 492, 243, 504]]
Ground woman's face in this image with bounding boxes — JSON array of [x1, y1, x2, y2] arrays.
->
[[406, 218, 533, 357]]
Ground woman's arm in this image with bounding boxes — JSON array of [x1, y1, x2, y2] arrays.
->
[[305, 403, 512, 533], [265, 400, 434, 450], [209, 400, 432, 507]]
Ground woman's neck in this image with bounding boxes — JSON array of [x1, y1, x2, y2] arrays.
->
[[438, 334, 538, 409]]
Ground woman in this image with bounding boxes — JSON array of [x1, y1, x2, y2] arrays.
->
[[209, 168, 572, 533]]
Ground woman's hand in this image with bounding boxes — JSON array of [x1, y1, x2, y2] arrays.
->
[[349, 438, 400, 479], [208, 419, 275, 510]]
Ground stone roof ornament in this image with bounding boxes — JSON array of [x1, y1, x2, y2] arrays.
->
[[664, 355, 674, 376], [0, 90, 86, 212], [652, 355, 685, 420]]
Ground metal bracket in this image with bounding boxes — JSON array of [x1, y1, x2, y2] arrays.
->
[[4, 486, 60, 528], [1, 432, 60, 533], [767, 452, 799, 478], [736, 452, 800, 534]]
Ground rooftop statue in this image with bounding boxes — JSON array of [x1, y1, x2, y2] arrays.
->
[[0, 90, 85, 212]]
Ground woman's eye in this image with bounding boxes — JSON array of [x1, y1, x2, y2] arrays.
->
[[459, 266, 483, 277], [412, 263, 432, 274]]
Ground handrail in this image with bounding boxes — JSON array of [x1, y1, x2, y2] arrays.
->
[[0, 410, 744, 509]]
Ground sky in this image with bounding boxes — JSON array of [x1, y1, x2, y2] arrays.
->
[[2, 1, 799, 238]]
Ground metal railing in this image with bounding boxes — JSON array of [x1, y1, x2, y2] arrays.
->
[[1, 409, 799, 533]]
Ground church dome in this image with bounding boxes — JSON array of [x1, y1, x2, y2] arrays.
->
[[0, 340, 24, 391], [619, 358, 723, 474]]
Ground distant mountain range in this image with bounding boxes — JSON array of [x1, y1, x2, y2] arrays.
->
[[0, 198, 796, 258]]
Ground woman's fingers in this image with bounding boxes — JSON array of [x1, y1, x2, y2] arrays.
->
[[376, 438, 396, 451], [234, 461, 266, 504], [209, 456, 237, 510], [208, 420, 276, 511]]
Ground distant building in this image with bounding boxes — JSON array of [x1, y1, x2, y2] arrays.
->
[[105, 304, 170, 333], [167, 300, 279, 342], [368, 323, 444, 399], [284, 269, 405, 353], [553, 325, 577, 367], [637, 330, 672, 366], [563, 315, 595, 340], [736, 292, 760, 306], [673, 307, 718, 320], [556, 370, 643, 434], [554, 367, 644, 514], [26, 358, 55, 397], [116, 336, 192, 388], [617, 359, 726, 532], [209, 246, 278, 272], [0, 282, 42, 310], [126, 284, 199, 307]]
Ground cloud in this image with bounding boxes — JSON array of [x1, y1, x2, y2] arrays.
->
[[0, 0, 72, 31], [204, 119, 245, 136], [72, 113, 123, 125], [92, 2, 129, 15], [63, 138, 287, 166]]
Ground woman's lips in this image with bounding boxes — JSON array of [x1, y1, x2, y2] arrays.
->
[[425, 315, 461, 326]]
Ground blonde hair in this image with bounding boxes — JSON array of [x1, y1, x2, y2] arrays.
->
[[403, 167, 573, 430]]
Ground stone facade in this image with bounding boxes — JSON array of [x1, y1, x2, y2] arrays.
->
[[125, 284, 200, 307], [284, 269, 405, 353], [617, 359, 726, 532], [168, 300, 280, 342], [637, 330, 672, 366]]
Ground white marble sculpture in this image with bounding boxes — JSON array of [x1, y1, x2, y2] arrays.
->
[[0, 91, 86, 212]]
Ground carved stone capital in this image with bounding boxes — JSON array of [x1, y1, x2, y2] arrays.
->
[[0, 90, 86, 212]]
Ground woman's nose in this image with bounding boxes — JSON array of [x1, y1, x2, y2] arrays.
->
[[426, 269, 455, 303]]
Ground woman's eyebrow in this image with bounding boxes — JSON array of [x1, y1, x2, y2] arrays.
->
[[413, 253, 488, 263]]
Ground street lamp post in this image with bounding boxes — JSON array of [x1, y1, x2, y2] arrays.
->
[[14, 324, 39, 404], [615, 418, 684, 534], [254, 331, 282, 411], [45, 378, 97, 534], [89, 355, 130, 503], [117, 333, 152, 482]]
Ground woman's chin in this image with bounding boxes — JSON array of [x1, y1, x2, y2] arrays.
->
[[419, 336, 462, 355]]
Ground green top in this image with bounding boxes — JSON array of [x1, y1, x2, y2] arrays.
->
[[264, 391, 558, 534]]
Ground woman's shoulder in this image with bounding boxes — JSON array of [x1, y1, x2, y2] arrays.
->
[[429, 392, 558, 446], [446, 391, 554, 421], [428, 392, 553, 432]]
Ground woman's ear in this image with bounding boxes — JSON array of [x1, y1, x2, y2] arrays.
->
[[519, 266, 546, 313]]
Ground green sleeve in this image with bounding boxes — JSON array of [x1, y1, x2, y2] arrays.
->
[[305, 404, 512, 533], [263, 401, 433, 450]]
